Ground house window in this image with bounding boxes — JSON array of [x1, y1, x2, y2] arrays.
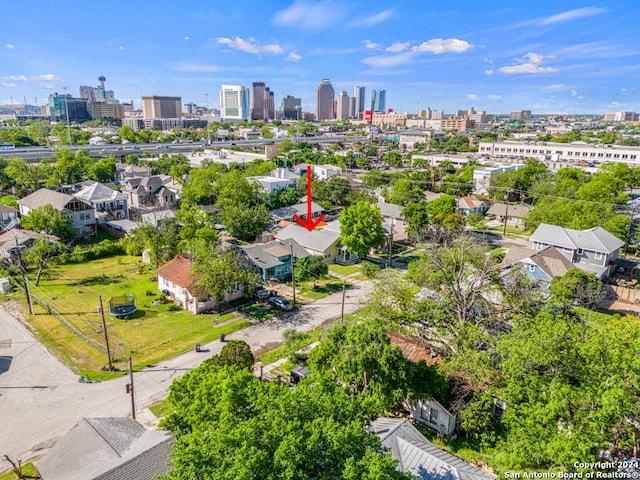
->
[[595, 252, 603, 260], [577, 248, 583, 255], [528, 264, 535, 272], [429, 407, 439, 425]]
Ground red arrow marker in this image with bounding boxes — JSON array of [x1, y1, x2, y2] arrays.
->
[[293, 165, 326, 232]]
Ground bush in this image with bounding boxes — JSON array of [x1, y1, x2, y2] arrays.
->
[[361, 260, 380, 279], [55, 240, 125, 264], [167, 303, 181, 311]]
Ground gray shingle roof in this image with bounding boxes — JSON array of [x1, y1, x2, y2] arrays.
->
[[34, 417, 173, 480], [74, 182, 126, 204], [241, 238, 310, 269], [377, 202, 404, 219], [371, 417, 495, 480], [275, 224, 340, 254], [486, 203, 532, 218], [18, 188, 74, 211], [271, 202, 324, 221], [531, 223, 624, 253]]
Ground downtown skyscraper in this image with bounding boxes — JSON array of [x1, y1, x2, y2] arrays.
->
[[371, 89, 386, 113], [316, 79, 335, 121], [220, 85, 250, 121], [353, 86, 366, 119], [251, 82, 275, 121]]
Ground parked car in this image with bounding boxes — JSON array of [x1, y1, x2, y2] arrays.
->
[[268, 296, 294, 311], [251, 284, 269, 301]]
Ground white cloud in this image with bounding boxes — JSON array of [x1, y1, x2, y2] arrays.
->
[[5, 43, 15, 49], [361, 52, 415, 68], [466, 93, 479, 101], [497, 52, 558, 75], [485, 69, 494, 75], [184, 36, 190, 41], [619, 88, 634, 95], [386, 42, 411, 53], [1, 82, 16, 88], [217, 36, 284, 55], [285, 52, 302, 62], [172, 63, 222, 72], [539, 83, 572, 92], [2, 73, 62, 88], [273, 1, 344, 32], [363, 40, 380, 50], [349, 9, 393, 27], [118, 46, 126, 51], [538, 7, 607, 26], [411, 38, 472, 54], [488, 94, 502, 100]]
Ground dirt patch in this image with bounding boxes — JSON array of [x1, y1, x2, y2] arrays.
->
[[599, 298, 640, 316], [3, 300, 25, 321], [253, 341, 283, 357]]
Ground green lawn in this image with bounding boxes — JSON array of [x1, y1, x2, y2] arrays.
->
[[0, 463, 39, 480], [328, 263, 362, 276], [73, 231, 119, 246], [149, 397, 172, 419], [20, 255, 250, 375], [296, 279, 350, 300]]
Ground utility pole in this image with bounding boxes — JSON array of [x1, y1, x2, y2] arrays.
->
[[340, 279, 346, 324], [290, 243, 296, 305], [625, 205, 636, 257], [502, 191, 511, 239], [388, 219, 394, 268], [126, 357, 136, 420], [15, 238, 33, 315], [99, 296, 113, 370]]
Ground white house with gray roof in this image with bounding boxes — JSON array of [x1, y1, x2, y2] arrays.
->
[[271, 202, 325, 223], [530, 223, 625, 279], [275, 221, 342, 262], [371, 417, 495, 480], [18, 188, 96, 238], [73, 181, 128, 223], [34, 417, 173, 480]]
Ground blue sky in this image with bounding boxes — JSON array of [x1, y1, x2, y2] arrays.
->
[[2, 1, 640, 114]]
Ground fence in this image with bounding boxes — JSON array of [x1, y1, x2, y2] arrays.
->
[[605, 284, 640, 304], [14, 280, 107, 354]]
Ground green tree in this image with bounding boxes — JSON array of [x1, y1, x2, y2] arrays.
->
[[296, 255, 328, 287], [132, 220, 179, 268], [160, 365, 409, 479], [549, 269, 604, 310], [88, 155, 117, 183], [206, 340, 254, 370], [339, 201, 386, 259], [24, 238, 63, 285], [20, 204, 75, 241], [191, 244, 254, 301], [222, 204, 270, 242]]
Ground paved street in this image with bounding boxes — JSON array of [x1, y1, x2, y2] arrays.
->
[[0, 280, 370, 473]]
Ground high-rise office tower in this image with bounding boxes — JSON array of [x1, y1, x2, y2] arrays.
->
[[316, 79, 335, 121], [353, 86, 366, 118], [142, 96, 182, 118], [281, 95, 302, 120], [371, 89, 386, 113], [336, 90, 350, 120], [251, 82, 275, 121], [220, 85, 250, 121], [79, 75, 116, 104]]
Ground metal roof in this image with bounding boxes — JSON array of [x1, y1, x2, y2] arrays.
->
[[531, 223, 624, 253], [371, 418, 495, 480]]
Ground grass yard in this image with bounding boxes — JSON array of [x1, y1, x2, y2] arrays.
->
[[296, 278, 350, 300], [0, 463, 39, 480], [328, 263, 361, 276], [23, 255, 250, 375]]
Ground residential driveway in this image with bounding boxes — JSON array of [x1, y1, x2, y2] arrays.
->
[[0, 280, 370, 473]]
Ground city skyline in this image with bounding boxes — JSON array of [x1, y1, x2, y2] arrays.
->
[[2, 0, 640, 114]]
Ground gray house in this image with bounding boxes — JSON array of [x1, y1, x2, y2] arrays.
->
[[530, 223, 625, 279], [371, 417, 495, 480], [501, 245, 575, 288], [34, 417, 173, 480], [18, 188, 95, 238]]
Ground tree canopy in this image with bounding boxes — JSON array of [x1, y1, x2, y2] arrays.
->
[[339, 201, 386, 259]]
